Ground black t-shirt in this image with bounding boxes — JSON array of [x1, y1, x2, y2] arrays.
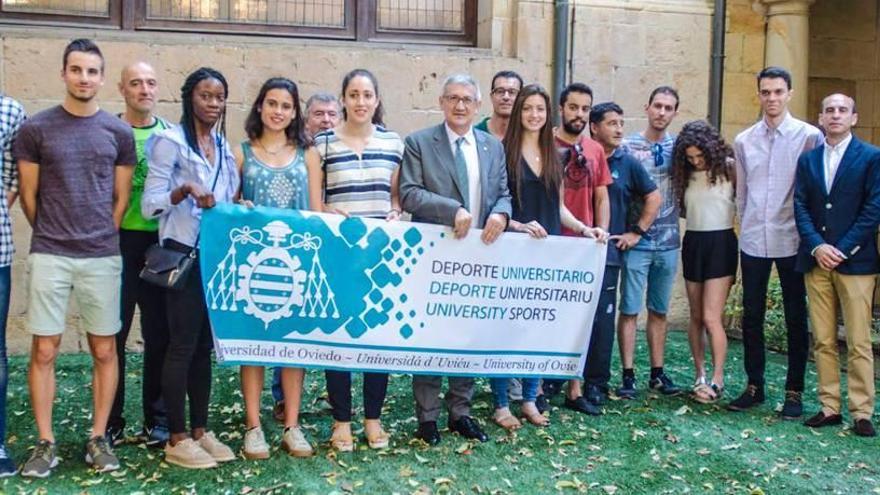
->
[[607, 147, 657, 265]]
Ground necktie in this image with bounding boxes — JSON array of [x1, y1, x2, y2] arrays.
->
[[455, 137, 470, 210]]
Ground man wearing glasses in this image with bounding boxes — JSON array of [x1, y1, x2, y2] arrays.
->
[[616, 86, 681, 399], [401, 73, 511, 445], [547, 82, 611, 415], [474, 70, 522, 141]]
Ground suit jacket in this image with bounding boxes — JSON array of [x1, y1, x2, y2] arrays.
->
[[793, 136, 880, 274], [399, 123, 512, 228]]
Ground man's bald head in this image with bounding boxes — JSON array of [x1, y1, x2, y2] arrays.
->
[[118, 61, 158, 117], [821, 93, 856, 114], [820, 93, 858, 142]]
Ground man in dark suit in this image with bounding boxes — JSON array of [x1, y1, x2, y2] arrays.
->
[[400, 73, 512, 445], [793, 93, 880, 437]]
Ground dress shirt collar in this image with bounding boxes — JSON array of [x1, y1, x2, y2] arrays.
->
[[445, 122, 475, 147], [824, 132, 853, 155], [759, 112, 797, 137]]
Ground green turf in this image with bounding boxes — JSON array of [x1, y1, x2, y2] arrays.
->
[[0, 331, 877, 494]]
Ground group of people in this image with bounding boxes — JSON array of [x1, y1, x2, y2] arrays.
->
[[0, 38, 876, 478]]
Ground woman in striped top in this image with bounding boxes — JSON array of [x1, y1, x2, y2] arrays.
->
[[305, 69, 403, 452]]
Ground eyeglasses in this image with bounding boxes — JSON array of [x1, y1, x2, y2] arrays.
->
[[442, 95, 476, 107], [652, 143, 664, 167], [491, 88, 519, 97]]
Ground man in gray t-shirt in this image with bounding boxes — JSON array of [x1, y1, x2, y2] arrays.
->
[[12, 39, 134, 477]]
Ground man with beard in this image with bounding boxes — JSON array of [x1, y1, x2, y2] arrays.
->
[[474, 70, 522, 141], [617, 86, 682, 400], [14, 38, 135, 476], [106, 61, 171, 449], [545, 82, 611, 416]]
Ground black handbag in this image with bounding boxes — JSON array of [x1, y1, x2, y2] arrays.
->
[[140, 243, 197, 291], [139, 137, 224, 290]]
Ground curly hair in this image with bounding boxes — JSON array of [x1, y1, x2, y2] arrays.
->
[[671, 120, 734, 215]]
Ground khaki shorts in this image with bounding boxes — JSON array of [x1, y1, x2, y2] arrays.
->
[[27, 253, 122, 337]]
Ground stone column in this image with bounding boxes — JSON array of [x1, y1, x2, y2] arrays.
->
[[759, 0, 815, 118]]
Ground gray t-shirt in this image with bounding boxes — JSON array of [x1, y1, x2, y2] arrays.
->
[[13, 106, 136, 257]]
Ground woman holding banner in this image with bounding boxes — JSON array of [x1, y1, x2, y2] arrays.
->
[[142, 68, 239, 469], [493, 84, 597, 430], [671, 120, 737, 404], [305, 69, 404, 451], [234, 77, 314, 459]]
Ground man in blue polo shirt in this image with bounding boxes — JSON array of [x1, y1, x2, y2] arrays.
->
[[585, 102, 660, 409]]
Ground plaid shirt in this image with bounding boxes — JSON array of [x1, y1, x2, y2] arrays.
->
[[0, 94, 26, 268]]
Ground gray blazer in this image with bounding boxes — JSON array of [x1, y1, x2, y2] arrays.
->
[[400, 123, 512, 228]]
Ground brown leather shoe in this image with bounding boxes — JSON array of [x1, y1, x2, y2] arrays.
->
[[273, 401, 285, 423], [853, 419, 877, 437], [803, 411, 843, 428]]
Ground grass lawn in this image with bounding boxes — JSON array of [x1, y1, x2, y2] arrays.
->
[[0, 331, 877, 494]]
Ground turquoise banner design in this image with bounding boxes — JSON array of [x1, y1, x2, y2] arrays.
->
[[201, 204, 607, 379]]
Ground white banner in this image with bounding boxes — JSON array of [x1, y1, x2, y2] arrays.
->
[[201, 204, 606, 379]]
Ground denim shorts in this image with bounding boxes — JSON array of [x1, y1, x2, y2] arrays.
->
[[619, 248, 679, 316]]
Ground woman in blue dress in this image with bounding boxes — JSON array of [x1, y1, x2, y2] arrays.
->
[[234, 78, 314, 459]]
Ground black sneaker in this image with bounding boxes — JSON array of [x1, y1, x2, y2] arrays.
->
[[535, 394, 549, 414], [0, 445, 16, 478], [584, 384, 607, 406], [648, 372, 682, 396], [616, 375, 638, 399], [727, 384, 765, 411], [564, 396, 601, 416], [105, 423, 125, 447], [780, 390, 803, 420], [142, 424, 170, 448]]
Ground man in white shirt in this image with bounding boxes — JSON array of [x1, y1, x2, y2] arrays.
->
[[729, 67, 821, 419]]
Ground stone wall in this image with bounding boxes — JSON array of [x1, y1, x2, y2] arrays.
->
[[809, 0, 879, 143], [722, 0, 766, 139], [0, 0, 714, 354]]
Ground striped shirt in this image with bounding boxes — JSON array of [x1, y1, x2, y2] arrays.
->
[[316, 126, 403, 218]]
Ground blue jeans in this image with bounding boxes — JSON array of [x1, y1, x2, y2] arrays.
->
[[0, 266, 10, 442], [271, 367, 283, 403], [619, 248, 679, 315], [490, 378, 539, 409]]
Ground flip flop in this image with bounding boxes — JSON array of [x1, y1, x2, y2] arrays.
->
[[493, 411, 522, 431]]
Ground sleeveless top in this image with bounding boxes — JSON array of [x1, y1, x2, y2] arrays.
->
[[240, 141, 309, 210], [512, 158, 562, 236], [683, 170, 735, 231], [315, 126, 403, 218]]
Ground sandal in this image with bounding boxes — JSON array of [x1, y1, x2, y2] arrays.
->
[[364, 419, 390, 449], [493, 408, 522, 431], [330, 421, 354, 452], [521, 403, 550, 427], [693, 382, 724, 404]]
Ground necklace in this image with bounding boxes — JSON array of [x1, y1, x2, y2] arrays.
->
[[258, 139, 287, 155]]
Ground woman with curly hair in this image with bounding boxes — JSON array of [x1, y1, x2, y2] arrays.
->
[[671, 120, 736, 404]]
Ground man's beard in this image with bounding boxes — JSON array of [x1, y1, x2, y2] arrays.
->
[[562, 118, 585, 135], [67, 89, 96, 103]]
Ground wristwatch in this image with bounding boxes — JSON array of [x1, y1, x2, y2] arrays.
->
[[629, 225, 646, 236]]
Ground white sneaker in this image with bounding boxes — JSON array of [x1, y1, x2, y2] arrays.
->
[[281, 426, 314, 457], [197, 431, 236, 462], [243, 427, 270, 460], [164, 438, 217, 469]]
